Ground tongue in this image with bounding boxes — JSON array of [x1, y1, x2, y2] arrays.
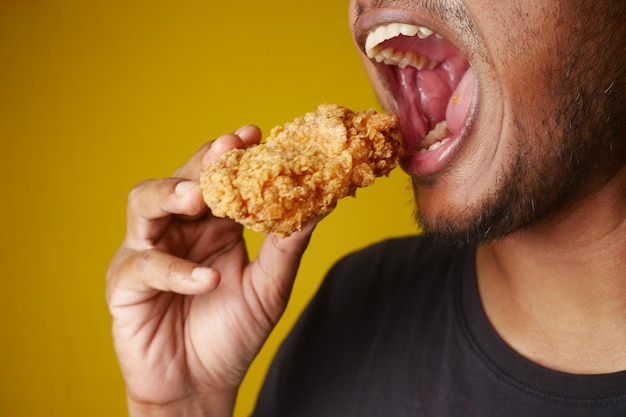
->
[[445, 67, 473, 135]]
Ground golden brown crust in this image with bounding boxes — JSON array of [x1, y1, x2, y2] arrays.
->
[[199, 103, 403, 236]]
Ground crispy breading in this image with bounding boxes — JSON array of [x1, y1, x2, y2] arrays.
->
[[199, 103, 403, 236]]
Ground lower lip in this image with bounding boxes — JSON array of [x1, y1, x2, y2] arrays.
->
[[399, 129, 467, 177]]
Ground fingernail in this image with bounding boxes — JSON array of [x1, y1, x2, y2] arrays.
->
[[175, 180, 195, 197], [191, 267, 214, 282], [234, 124, 253, 136]]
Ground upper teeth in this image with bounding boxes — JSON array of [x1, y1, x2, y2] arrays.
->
[[365, 23, 441, 70]]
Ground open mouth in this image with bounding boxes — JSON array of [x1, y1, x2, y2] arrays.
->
[[364, 22, 473, 174]]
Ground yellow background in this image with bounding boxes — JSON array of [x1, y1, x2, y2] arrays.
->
[[0, 1, 418, 415]]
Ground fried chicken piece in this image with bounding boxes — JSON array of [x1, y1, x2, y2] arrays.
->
[[199, 103, 403, 237]]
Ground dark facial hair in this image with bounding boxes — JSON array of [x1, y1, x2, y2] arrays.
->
[[415, 2, 626, 246]]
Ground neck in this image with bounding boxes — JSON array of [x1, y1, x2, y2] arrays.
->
[[476, 169, 626, 374]]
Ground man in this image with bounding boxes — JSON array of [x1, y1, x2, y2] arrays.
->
[[106, 0, 626, 416]]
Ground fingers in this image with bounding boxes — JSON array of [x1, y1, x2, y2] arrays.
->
[[261, 216, 322, 276], [205, 125, 262, 163], [128, 179, 206, 222], [125, 125, 261, 248], [248, 216, 323, 315], [234, 124, 262, 146], [174, 125, 262, 179], [120, 124, 262, 274], [125, 178, 208, 248], [107, 247, 221, 307]]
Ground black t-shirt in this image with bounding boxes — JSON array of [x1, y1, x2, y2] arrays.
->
[[252, 235, 626, 416]]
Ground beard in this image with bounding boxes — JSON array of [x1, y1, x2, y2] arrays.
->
[[414, 42, 626, 246]]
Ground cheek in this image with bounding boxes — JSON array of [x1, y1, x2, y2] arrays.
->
[[471, 0, 581, 153]]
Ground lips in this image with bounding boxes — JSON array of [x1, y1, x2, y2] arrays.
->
[[361, 22, 474, 177]]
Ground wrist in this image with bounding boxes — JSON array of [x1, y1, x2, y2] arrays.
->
[[127, 391, 236, 417]]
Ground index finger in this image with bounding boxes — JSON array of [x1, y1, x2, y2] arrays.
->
[[125, 178, 208, 249]]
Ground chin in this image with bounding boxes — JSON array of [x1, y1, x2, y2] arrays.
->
[[350, 2, 626, 246]]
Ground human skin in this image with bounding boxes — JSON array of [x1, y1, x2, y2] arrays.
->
[[350, 0, 625, 372], [351, 0, 625, 243], [107, 0, 626, 415], [106, 126, 322, 416]]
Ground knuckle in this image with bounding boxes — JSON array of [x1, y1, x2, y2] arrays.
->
[[134, 248, 181, 281], [164, 257, 181, 281], [126, 178, 179, 221], [127, 179, 155, 207]]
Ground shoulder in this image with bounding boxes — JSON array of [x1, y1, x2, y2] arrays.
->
[[252, 235, 473, 415], [305, 233, 470, 324], [339, 233, 459, 266], [323, 234, 466, 294]]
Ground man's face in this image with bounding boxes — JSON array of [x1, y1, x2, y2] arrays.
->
[[349, 0, 626, 244]]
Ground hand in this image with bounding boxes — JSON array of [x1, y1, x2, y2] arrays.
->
[[106, 126, 319, 416]]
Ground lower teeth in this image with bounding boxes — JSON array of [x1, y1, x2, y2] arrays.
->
[[419, 137, 450, 153], [417, 120, 449, 153]]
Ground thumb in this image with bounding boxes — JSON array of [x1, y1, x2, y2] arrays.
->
[[247, 218, 321, 319]]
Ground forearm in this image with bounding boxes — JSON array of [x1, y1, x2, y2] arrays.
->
[[127, 391, 237, 417]]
